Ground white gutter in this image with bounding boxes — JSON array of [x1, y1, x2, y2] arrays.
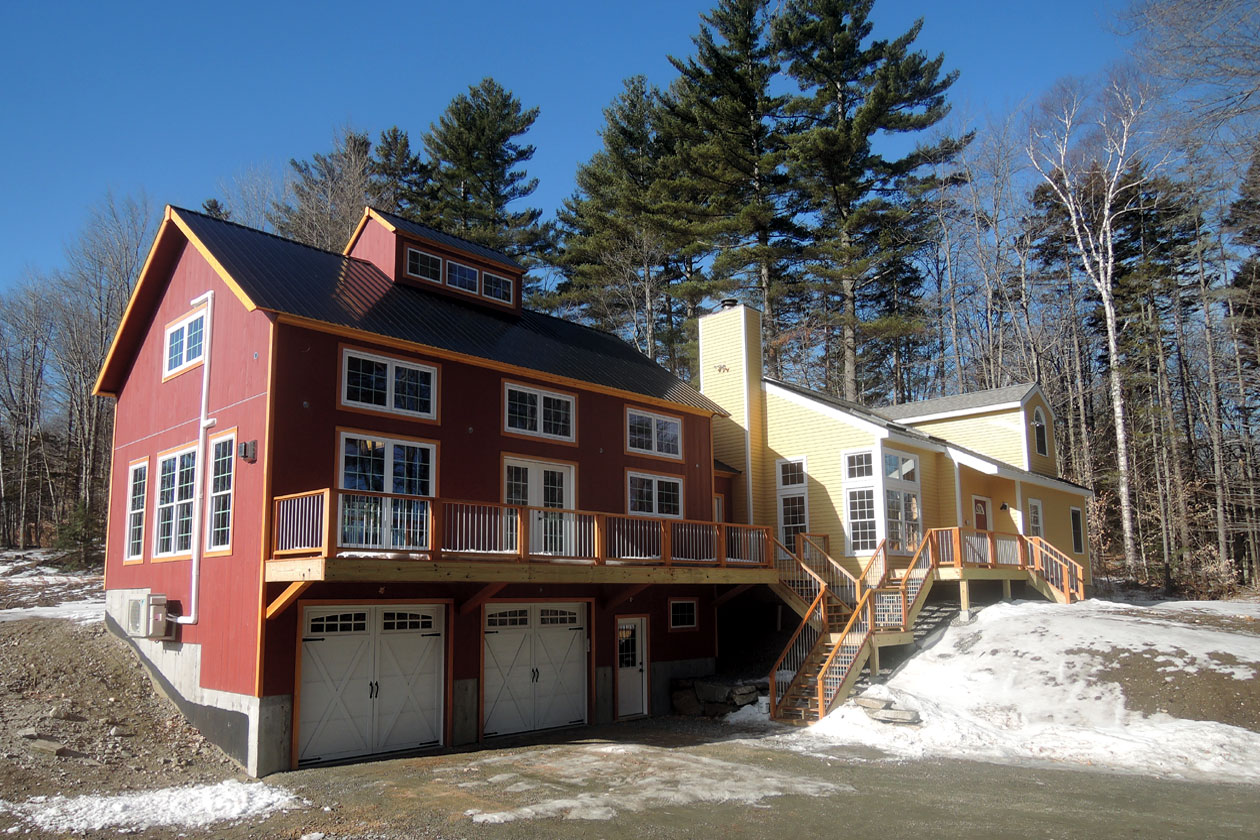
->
[[175, 290, 216, 626]]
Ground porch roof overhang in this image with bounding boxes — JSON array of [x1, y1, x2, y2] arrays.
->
[[948, 446, 1094, 497]]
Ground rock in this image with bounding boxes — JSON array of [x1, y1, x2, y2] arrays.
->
[[703, 702, 735, 717], [730, 685, 759, 706], [671, 689, 703, 716], [868, 708, 921, 725], [49, 706, 86, 722], [109, 726, 132, 737], [16, 727, 40, 739], [853, 695, 892, 711], [693, 681, 732, 704], [28, 738, 72, 757]]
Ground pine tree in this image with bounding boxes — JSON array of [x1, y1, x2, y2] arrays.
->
[[423, 78, 549, 269], [200, 199, 230, 220], [371, 126, 433, 217], [774, 0, 963, 401]]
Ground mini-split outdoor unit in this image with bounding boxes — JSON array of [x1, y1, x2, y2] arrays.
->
[[125, 593, 175, 641]]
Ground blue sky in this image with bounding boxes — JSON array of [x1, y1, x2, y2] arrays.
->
[[0, 0, 1128, 286]]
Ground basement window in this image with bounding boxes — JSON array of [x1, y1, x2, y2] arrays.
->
[[670, 599, 698, 630]]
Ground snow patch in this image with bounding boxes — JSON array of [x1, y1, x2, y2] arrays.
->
[[0, 780, 300, 833], [791, 598, 1260, 781], [0, 596, 104, 624]]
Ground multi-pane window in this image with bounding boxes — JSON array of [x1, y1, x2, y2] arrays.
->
[[447, 260, 478, 293], [626, 409, 681, 458], [628, 472, 682, 518], [777, 457, 807, 551], [504, 384, 574, 441], [670, 599, 698, 629], [1033, 408, 1049, 456], [847, 488, 878, 552], [207, 435, 234, 550], [339, 433, 435, 550], [155, 447, 197, 557], [164, 311, 205, 376], [1070, 507, 1085, 554], [406, 248, 442, 283], [342, 349, 436, 419], [483, 272, 513, 303], [1028, 499, 1044, 538], [125, 462, 147, 561], [884, 450, 920, 553], [846, 452, 873, 479]]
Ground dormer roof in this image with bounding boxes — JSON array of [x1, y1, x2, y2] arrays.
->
[[877, 384, 1040, 423]]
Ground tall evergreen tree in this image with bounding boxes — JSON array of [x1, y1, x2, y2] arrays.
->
[[774, 0, 963, 400], [371, 126, 433, 217], [423, 78, 549, 269]]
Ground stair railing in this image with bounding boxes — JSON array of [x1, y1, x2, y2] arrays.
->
[[858, 538, 890, 591], [771, 536, 829, 610], [768, 589, 828, 719], [815, 589, 874, 714], [799, 534, 860, 607], [1022, 536, 1085, 603]]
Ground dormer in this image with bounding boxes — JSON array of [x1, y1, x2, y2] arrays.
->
[[344, 207, 525, 312]]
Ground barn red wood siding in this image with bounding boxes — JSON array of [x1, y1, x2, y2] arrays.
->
[[105, 239, 271, 696]]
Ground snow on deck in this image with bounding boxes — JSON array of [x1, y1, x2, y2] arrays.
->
[[0, 780, 300, 833], [748, 598, 1260, 782]]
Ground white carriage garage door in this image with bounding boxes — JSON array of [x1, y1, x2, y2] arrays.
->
[[483, 602, 588, 737], [298, 604, 445, 764]]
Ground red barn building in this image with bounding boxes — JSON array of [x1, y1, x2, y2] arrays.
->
[[95, 206, 773, 775]]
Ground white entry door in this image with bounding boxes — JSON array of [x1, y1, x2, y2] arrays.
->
[[483, 603, 588, 737], [504, 458, 575, 556], [616, 617, 648, 718], [299, 605, 445, 763]]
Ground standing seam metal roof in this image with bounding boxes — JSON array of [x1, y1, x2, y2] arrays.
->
[[877, 384, 1036, 420], [173, 208, 723, 414]]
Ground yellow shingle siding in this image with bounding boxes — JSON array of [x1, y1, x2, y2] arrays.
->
[[1025, 484, 1091, 585], [911, 408, 1027, 469], [1024, 392, 1058, 476], [698, 305, 760, 523]]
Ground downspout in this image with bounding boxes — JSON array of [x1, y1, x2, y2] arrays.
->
[[175, 290, 216, 626]]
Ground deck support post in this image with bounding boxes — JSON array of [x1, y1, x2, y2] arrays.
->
[[1001, 579, 1012, 601], [959, 579, 972, 621], [869, 641, 881, 679]]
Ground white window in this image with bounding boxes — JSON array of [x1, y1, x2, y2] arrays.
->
[[626, 409, 681, 458], [446, 260, 478, 293], [155, 446, 197, 557], [1027, 498, 1044, 538], [483, 272, 513, 303], [1032, 407, 1049, 457], [847, 488, 878, 552], [1070, 507, 1085, 554], [406, 248, 442, 283], [125, 461, 148, 561], [669, 599, 698, 630], [505, 384, 574, 441], [846, 452, 873, 479], [207, 434, 235, 551], [164, 310, 205, 376], [342, 349, 436, 419], [776, 457, 808, 552], [884, 450, 921, 554], [338, 432, 435, 550], [627, 471, 683, 518]]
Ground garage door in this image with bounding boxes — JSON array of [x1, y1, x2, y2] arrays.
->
[[298, 605, 444, 763], [483, 603, 587, 737]]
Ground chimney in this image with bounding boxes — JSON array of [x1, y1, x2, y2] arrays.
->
[[720, 298, 739, 309]]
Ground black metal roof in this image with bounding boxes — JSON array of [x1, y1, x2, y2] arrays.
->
[[878, 383, 1035, 420], [371, 208, 524, 271], [173, 208, 723, 414]]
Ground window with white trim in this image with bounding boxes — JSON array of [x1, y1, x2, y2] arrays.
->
[[1032, 407, 1049, 456], [342, 349, 436, 419], [446, 260, 478, 293], [207, 434, 235, 551], [155, 446, 197, 557], [846, 452, 873, 479], [164, 311, 205, 376], [406, 248, 442, 283], [1070, 507, 1085, 554], [483, 272, 513, 303], [125, 462, 147, 561], [847, 488, 878, 552], [627, 471, 682, 518], [883, 450, 920, 554], [338, 432, 435, 550], [1027, 498, 1044, 538], [776, 457, 808, 552], [627, 409, 681, 458], [505, 383, 574, 441], [670, 599, 698, 629]]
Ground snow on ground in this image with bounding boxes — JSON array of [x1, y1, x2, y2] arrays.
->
[[0, 780, 301, 833], [747, 598, 1260, 782], [0, 550, 103, 623], [0, 597, 104, 624], [456, 742, 846, 823]]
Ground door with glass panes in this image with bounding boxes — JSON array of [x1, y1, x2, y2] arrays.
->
[[504, 458, 575, 556]]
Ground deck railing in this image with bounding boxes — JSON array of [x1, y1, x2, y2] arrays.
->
[[271, 489, 772, 568], [799, 534, 859, 607]]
